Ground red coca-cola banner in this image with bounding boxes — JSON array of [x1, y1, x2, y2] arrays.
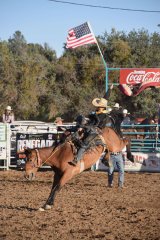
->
[[119, 68, 160, 96], [120, 68, 160, 85]]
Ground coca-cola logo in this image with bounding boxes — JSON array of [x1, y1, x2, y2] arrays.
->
[[126, 71, 160, 84]]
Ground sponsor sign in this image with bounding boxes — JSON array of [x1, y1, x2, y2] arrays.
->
[[16, 133, 57, 152], [16, 133, 58, 168], [119, 68, 160, 96], [120, 68, 160, 85]]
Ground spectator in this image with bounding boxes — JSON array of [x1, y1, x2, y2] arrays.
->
[[54, 117, 64, 126], [113, 103, 120, 110], [121, 109, 131, 125], [2, 106, 14, 124], [140, 114, 158, 139], [54, 117, 66, 132], [107, 152, 125, 189], [109, 103, 124, 138]]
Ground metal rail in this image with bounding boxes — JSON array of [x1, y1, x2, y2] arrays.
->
[[122, 124, 160, 153], [0, 122, 160, 170]]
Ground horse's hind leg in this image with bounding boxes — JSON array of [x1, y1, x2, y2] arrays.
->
[[40, 169, 62, 211], [126, 142, 134, 162]]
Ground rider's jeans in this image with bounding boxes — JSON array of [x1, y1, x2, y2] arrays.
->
[[108, 153, 124, 187], [76, 132, 98, 162]]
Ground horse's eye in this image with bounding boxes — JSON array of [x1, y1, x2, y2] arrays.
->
[[29, 159, 33, 162]]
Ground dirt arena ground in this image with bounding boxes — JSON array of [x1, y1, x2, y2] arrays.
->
[[0, 170, 160, 240]]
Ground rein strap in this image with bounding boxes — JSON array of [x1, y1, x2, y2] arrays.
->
[[34, 144, 65, 168], [35, 149, 42, 167]]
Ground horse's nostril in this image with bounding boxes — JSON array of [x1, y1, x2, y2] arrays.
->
[[24, 172, 33, 181]]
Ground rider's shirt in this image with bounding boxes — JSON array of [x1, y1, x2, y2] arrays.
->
[[88, 110, 110, 129], [121, 116, 131, 125], [2, 113, 14, 123], [110, 108, 124, 124]]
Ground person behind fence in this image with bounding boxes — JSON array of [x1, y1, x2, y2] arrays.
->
[[54, 116, 64, 126], [121, 109, 131, 125], [140, 114, 158, 138], [2, 106, 15, 124], [54, 116, 67, 132], [70, 98, 112, 166], [109, 103, 124, 138], [107, 151, 125, 189]]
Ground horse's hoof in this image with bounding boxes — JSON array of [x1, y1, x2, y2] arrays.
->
[[38, 207, 45, 212], [44, 204, 52, 210]]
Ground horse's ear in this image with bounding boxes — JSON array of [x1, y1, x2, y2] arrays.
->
[[24, 148, 31, 155]]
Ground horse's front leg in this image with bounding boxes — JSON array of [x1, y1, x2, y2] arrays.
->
[[39, 169, 76, 211], [43, 184, 61, 210], [39, 170, 62, 211]]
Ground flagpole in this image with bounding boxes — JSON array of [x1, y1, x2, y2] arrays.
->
[[88, 22, 109, 92]]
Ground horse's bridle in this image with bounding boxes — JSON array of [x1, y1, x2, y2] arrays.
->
[[29, 143, 67, 169], [35, 149, 42, 167], [27, 149, 42, 169]]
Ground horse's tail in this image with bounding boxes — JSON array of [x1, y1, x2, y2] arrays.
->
[[125, 138, 134, 162]]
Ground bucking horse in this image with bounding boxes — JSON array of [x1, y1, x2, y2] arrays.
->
[[24, 126, 134, 211]]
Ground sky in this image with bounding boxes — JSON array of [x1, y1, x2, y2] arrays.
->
[[0, 0, 160, 57]]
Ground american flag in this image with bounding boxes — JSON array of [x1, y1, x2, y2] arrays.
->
[[66, 22, 97, 49]]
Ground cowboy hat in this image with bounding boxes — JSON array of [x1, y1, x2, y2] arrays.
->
[[113, 103, 120, 108], [5, 106, 12, 111], [54, 117, 64, 123], [92, 98, 109, 108], [123, 109, 130, 114]]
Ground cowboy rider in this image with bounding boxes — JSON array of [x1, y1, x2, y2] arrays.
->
[[70, 97, 112, 166]]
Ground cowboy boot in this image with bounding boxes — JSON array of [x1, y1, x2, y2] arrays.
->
[[70, 147, 86, 166]]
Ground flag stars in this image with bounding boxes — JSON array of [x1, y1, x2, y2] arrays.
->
[[74, 23, 91, 38]]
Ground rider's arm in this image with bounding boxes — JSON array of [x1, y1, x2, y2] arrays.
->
[[103, 84, 113, 100], [88, 113, 100, 126]]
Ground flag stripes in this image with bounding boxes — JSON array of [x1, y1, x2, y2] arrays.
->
[[66, 22, 96, 49]]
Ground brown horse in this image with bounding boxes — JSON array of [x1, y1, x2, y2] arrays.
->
[[24, 127, 133, 211]]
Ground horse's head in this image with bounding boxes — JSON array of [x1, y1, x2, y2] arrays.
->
[[24, 148, 39, 181]]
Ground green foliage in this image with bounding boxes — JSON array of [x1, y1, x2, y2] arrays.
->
[[0, 29, 159, 122], [98, 29, 160, 118]]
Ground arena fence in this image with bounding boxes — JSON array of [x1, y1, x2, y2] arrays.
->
[[93, 124, 160, 172], [0, 121, 160, 172], [0, 123, 11, 170]]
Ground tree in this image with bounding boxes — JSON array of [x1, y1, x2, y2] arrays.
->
[[0, 41, 17, 118], [8, 31, 27, 56], [0, 29, 159, 121]]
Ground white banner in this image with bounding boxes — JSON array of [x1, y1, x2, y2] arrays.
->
[[95, 152, 160, 172], [0, 142, 7, 159], [0, 125, 6, 141]]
